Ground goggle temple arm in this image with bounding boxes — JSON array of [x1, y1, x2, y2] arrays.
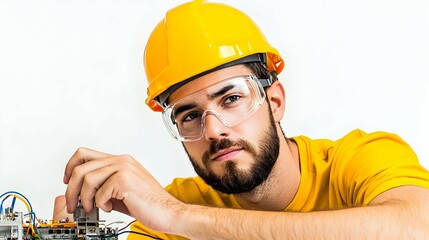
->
[[258, 78, 273, 88]]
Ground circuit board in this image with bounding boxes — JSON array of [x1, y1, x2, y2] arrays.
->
[[0, 191, 118, 240]]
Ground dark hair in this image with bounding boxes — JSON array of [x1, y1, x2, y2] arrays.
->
[[245, 62, 278, 83]]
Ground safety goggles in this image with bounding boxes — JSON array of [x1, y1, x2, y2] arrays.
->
[[162, 75, 271, 142]]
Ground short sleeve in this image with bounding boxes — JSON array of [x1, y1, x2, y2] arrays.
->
[[330, 130, 429, 206]]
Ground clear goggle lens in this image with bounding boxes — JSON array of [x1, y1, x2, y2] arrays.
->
[[162, 75, 268, 142]]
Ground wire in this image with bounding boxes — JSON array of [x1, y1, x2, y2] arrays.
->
[[118, 219, 136, 232], [1, 191, 34, 211], [10, 195, 31, 213], [106, 220, 127, 227], [1, 191, 163, 240], [2, 194, 33, 233], [23, 212, 43, 239], [102, 230, 164, 240], [0, 191, 36, 226], [108, 219, 166, 239], [11, 196, 16, 212], [0, 191, 41, 240]]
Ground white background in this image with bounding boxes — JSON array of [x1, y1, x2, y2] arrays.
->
[[1, 0, 428, 237]]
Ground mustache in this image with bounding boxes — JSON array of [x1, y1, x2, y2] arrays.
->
[[202, 138, 257, 164]]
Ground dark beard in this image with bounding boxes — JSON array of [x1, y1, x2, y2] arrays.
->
[[187, 114, 280, 194]]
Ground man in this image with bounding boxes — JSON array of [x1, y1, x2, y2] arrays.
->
[[61, 1, 429, 239]]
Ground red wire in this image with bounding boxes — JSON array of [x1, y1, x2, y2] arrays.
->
[[118, 219, 137, 232]]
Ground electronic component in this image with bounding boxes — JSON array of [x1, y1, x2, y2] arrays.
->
[[0, 192, 118, 240], [0, 210, 23, 240], [73, 200, 116, 240]]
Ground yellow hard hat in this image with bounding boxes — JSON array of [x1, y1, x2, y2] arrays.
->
[[144, 0, 284, 112]]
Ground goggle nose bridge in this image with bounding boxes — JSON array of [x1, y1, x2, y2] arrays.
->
[[200, 109, 234, 130]]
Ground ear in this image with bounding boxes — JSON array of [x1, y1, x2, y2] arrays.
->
[[266, 81, 286, 123]]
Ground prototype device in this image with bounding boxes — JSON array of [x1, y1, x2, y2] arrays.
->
[[0, 192, 118, 240]]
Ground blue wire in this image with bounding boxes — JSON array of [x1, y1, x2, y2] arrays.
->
[[23, 212, 44, 239], [11, 196, 16, 212], [23, 212, 36, 218], [0, 191, 36, 226], [3, 195, 44, 239]]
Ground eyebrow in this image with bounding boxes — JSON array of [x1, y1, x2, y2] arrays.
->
[[172, 84, 236, 118], [173, 103, 198, 118], [207, 84, 235, 100]]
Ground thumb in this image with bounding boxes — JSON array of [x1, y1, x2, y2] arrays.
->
[[53, 195, 74, 221]]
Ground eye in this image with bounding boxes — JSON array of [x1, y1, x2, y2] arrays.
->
[[224, 95, 241, 104], [182, 111, 202, 122]]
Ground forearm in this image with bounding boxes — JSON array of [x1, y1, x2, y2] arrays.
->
[[170, 195, 429, 239]]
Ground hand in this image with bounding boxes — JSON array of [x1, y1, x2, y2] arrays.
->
[[63, 147, 183, 233], [52, 195, 73, 221]]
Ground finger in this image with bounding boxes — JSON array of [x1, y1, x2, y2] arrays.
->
[[94, 160, 161, 215], [110, 199, 130, 215], [95, 171, 126, 213], [63, 147, 112, 184], [79, 161, 123, 213], [65, 156, 117, 213], [93, 157, 145, 214]]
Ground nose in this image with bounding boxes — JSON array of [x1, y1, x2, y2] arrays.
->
[[203, 112, 230, 141]]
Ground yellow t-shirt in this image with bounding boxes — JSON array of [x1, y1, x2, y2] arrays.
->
[[128, 129, 429, 240]]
